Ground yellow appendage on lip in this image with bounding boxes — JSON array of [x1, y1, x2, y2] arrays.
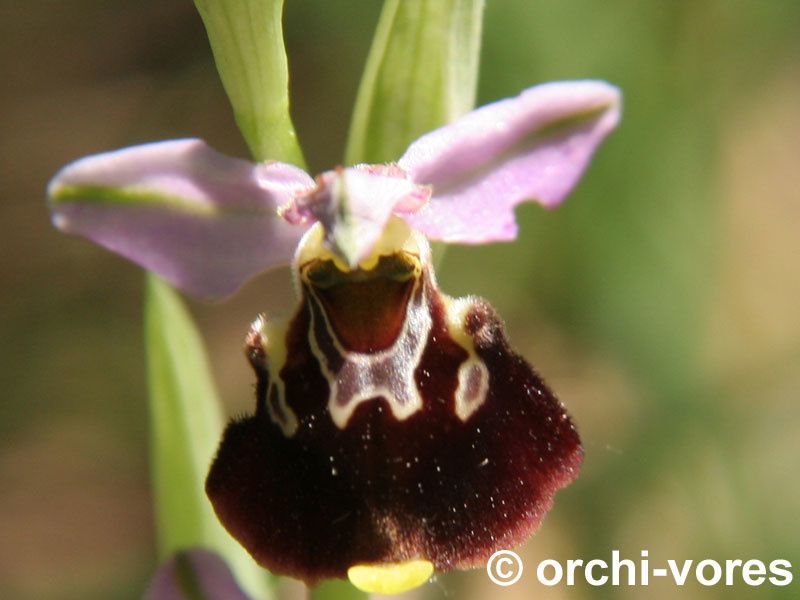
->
[[347, 559, 434, 594]]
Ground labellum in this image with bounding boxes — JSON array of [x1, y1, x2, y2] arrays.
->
[[206, 217, 582, 585]]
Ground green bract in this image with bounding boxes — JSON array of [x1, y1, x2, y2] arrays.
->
[[346, 0, 484, 164], [193, 0, 304, 165]]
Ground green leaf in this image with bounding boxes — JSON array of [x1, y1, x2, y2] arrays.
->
[[345, 0, 485, 164], [145, 275, 271, 599], [193, 0, 305, 165]]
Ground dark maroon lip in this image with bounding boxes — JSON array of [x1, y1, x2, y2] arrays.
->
[[207, 265, 582, 584]]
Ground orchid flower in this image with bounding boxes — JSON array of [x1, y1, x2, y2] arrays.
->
[[48, 80, 619, 593]]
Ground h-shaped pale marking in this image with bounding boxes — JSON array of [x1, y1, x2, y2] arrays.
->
[[306, 276, 433, 429]]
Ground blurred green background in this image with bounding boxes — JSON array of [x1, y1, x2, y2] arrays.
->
[[2, 1, 799, 598]]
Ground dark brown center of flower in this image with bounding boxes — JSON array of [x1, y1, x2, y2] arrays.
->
[[301, 254, 418, 353]]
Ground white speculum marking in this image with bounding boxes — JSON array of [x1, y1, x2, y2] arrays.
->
[[249, 316, 299, 436], [253, 282, 491, 435], [307, 275, 433, 430], [444, 296, 490, 422], [252, 220, 491, 435]]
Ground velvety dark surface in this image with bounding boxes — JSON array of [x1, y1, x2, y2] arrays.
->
[[207, 277, 582, 584]]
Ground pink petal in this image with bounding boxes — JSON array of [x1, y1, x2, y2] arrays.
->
[[291, 167, 430, 267], [48, 139, 314, 298], [144, 549, 252, 600], [398, 80, 621, 243]]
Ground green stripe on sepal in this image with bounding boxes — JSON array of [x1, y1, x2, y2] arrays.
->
[[50, 184, 265, 217]]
